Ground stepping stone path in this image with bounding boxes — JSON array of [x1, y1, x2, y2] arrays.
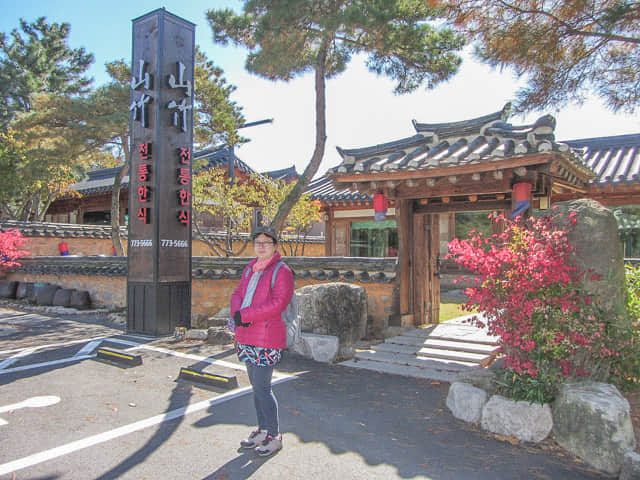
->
[[341, 314, 500, 381]]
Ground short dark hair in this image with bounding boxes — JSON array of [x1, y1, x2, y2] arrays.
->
[[251, 225, 278, 243]]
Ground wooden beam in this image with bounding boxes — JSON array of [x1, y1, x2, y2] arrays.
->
[[331, 154, 553, 183], [414, 199, 511, 213], [396, 177, 511, 199]]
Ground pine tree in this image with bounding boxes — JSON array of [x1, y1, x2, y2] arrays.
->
[[206, 0, 464, 232], [444, 0, 640, 113], [0, 17, 93, 130]]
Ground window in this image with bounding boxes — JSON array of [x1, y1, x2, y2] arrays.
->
[[83, 211, 111, 225], [350, 220, 398, 257]]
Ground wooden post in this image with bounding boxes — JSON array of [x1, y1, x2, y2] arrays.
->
[[396, 199, 413, 324]]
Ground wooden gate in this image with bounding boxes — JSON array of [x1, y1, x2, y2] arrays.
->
[[412, 212, 440, 325]]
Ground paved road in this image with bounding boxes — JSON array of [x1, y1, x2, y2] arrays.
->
[[0, 305, 608, 480]]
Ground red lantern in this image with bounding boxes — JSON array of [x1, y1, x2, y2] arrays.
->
[[58, 242, 69, 256], [373, 193, 389, 222]]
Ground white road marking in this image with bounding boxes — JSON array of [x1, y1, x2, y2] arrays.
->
[[0, 336, 108, 356], [0, 355, 95, 375], [0, 375, 296, 476], [0, 395, 61, 413], [0, 347, 38, 370], [0, 396, 61, 427], [74, 339, 103, 357]]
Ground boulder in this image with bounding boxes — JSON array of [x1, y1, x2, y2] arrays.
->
[[619, 451, 640, 480], [36, 284, 60, 306], [552, 381, 636, 475], [455, 367, 497, 394], [69, 290, 91, 310], [446, 381, 488, 423], [290, 333, 339, 363], [52, 288, 74, 307], [481, 395, 553, 443], [0, 281, 18, 299], [15, 282, 34, 300], [207, 326, 234, 345], [185, 329, 208, 340], [550, 200, 626, 321], [296, 282, 367, 359]]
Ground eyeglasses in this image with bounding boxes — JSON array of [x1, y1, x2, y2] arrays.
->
[[254, 241, 275, 247]]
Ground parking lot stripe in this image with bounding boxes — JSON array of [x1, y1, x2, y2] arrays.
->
[[74, 339, 103, 357], [0, 375, 296, 476], [0, 347, 39, 370], [0, 336, 107, 356], [0, 355, 95, 375]]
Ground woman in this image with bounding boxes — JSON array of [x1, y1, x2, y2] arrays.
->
[[230, 225, 294, 456]]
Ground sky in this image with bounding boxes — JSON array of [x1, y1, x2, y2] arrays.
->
[[3, 0, 640, 178]]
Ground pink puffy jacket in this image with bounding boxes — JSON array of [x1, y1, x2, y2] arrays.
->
[[231, 251, 294, 349]]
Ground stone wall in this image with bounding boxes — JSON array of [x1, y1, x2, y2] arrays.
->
[[4, 256, 397, 335]]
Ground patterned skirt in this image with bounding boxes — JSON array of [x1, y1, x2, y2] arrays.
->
[[236, 343, 282, 367]]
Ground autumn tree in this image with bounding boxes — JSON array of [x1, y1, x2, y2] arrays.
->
[[207, 0, 464, 233], [444, 0, 640, 113], [191, 167, 261, 256], [257, 181, 322, 256], [0, 17, 94, 221]]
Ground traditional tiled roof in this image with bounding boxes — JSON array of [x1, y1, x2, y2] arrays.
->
[[305, 176, 371, 204], [264, 165, 299, 182], [193, 146, 255, 176], [564, 133, 640, 186], [68, 146, 255, 195], [70, 167, 130, 196], [14, 256, 397, 283], [330, 104, 593, 180]]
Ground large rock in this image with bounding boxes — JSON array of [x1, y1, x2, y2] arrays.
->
[[550, 199, 626, 321], [296, 282, 367, 359], [15, 282, 35, 300], [446, 381, 488, 423], [70, 290, 91, 310], [0, 281, 18, 299], [290, 333, 339, 363], [455, 367, 497, 394], [36, 284, 60, 306], [552, 381, 636, 475], [481, 395, 553, 443], [620, 451, 640, 480], [52, 288, 74, 307]]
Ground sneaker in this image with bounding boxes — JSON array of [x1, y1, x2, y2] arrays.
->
[[255, 434, 282, 457], [240, 429, 267, 449]]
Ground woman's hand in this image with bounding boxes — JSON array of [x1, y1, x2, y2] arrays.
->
[[233, 310, 251, 327]]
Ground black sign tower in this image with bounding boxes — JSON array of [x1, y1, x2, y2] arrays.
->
[[127, 9, 194, 335]]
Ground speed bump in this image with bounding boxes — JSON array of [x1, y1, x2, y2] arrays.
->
[[96, 347, 143, 366], [178, 367, 238, 390]]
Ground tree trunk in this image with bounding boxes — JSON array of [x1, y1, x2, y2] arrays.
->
[[111, 162, 128, 256], [271, 43, 328, 233]]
